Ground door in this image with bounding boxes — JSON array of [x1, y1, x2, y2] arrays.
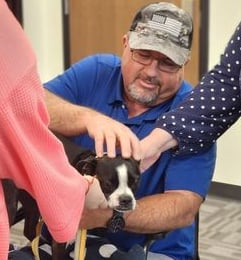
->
[[67, 0, 200, 85]]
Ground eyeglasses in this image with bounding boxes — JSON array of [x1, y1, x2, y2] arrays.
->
[[130, 49, 182, 73]]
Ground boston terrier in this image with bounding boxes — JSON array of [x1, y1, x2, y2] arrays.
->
[[6, 133, 140, 259], [75, 153, 140, 211]]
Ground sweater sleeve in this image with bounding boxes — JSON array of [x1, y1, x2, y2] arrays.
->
[[0, 0, 87, 243], [155, 21, 241, 155]]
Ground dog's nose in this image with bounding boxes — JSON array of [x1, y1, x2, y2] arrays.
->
[[119, 195, 133, 208]]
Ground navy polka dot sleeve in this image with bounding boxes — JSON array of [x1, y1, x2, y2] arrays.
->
[[156, 22, 241, 155]]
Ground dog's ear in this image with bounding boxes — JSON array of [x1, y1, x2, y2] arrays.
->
[[52, 131, 98, 176], [75, 152, 97, 176]]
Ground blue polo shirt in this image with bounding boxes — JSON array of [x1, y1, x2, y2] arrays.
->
[[44, 54, 216, 259]]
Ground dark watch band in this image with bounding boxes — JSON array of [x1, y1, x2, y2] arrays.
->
[[106, 210, 125, 233]]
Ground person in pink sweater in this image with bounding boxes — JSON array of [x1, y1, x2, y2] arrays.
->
[[0, 1, 86, 258], [0, 1, 139, 258]]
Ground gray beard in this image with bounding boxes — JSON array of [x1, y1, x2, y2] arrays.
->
[[126, 83, 160, 106]]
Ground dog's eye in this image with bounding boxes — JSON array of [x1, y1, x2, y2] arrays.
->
[[128, 177, 139, 191], [99, 180, 115, 195]]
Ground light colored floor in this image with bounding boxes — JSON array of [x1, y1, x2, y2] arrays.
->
[[199, 195, 241, 260], [10, 194, 241, 259]]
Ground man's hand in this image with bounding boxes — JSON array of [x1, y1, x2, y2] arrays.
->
[[84, 110, 141, 160], [44, 90, 141, 161], [84, 175, 108, 209]]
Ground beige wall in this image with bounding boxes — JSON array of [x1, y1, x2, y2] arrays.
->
[[22, 0, 241, 186], [22, 0, 64, 82], [208, 0, 241, 185]]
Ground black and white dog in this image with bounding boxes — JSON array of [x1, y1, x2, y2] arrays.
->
[[75, 152, 140, 212], [7, 133, 140, 259]]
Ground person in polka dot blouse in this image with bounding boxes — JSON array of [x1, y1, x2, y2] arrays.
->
[[140, 21, 241, 172]]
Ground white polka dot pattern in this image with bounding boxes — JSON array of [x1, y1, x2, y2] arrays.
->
[[156, 23, 241, 154]]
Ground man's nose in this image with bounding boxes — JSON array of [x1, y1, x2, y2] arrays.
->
[[143, 59, 159, 75]]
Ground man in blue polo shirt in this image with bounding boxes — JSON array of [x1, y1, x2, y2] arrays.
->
[[44, 2, 216, 259]]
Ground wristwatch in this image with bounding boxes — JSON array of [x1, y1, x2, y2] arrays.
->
[[106, 210, 125, 233]]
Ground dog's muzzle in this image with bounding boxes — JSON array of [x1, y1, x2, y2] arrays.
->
[[107, 164, 137, 211]]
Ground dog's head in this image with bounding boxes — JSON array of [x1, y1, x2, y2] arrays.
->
[[95, 156, 140, 211], [75, 153, 140, 212]]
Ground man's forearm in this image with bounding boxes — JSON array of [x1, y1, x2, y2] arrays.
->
[[80, 192, 202, 234], [44, 89, 90, 136], [44, 89, 142, 159], [124, 192, 201, 234]]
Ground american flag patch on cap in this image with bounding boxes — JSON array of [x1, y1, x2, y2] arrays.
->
[[148, 14, 182, 37]]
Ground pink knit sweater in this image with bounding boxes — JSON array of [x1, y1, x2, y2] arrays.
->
[[0, 1, 87, 258]]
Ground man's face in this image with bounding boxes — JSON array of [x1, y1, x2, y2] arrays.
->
[[121, 36, 184, 108]]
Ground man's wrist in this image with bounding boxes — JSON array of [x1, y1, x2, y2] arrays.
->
[[106, 210, 125, 233]]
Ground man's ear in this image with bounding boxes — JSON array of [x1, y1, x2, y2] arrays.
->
[[184, 56, 191, 66], [122, 34, 128, 48]]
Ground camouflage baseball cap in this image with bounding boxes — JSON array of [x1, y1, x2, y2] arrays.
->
[[128, 2, 193, 66]]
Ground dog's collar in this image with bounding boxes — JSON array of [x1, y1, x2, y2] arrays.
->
[[106, 210, 125, 233]]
